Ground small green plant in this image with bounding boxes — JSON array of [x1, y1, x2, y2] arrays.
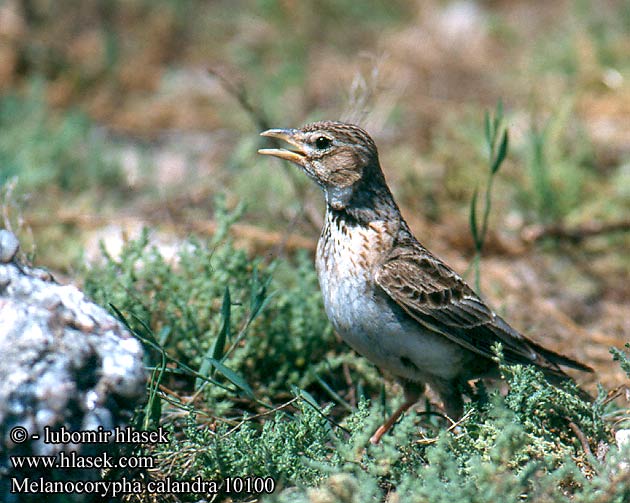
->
[[528, 120, 561, 224], [468, 101, 509, 292], [517, 98, 600, 228], [611, 344, 630, 379]]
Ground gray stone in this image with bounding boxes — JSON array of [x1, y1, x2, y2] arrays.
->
[[0, 230, 19, 263], [0, 236, 146, 502]]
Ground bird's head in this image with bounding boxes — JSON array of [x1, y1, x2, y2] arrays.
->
[[258, 121, 380, 210]]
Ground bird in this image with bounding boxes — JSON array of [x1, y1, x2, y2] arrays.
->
[[258, 120, 593, 444]]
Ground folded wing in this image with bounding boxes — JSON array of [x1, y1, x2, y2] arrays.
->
[[375, 244, 592, 377]]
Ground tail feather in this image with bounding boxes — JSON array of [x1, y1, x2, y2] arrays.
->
[[530, 340, 594, 374]]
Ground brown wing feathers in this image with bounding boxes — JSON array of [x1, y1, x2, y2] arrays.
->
[[375, 245, 593, 377]]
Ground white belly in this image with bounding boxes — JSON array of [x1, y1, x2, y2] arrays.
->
[[316, 222, 463, 381]]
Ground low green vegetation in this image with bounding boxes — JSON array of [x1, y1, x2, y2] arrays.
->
[[82, 212, 629, 503]]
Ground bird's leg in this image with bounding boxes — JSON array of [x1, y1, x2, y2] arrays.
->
[[370, 382, 424, 444], [369, 400, 414, 444]]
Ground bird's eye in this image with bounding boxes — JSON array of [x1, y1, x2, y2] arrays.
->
[[314, 136, 332, 150]]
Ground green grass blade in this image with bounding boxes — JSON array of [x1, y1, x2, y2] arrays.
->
[[144, 362, 165, 430], [469, 187, 481, 250], [206, 357, 255, 398], [157, 326, 171, 347], [491, 130, 509, 174], [291, 385, 321, 410], [197, 287, 231, 390], [494, 99, 504, 138], [484, 110, 492, 151], [314, 374, 352, 411], [215, 286, 232, 358]]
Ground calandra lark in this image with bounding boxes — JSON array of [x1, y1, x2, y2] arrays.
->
[[258, 121, 592, 444]]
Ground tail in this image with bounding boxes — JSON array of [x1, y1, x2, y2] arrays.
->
[[530, 340, 594, 374]]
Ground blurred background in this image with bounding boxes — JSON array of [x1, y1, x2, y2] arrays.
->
[[0, 0, 628, 387]]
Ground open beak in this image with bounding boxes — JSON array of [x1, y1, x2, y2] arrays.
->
[[258, 129, 307, 165]]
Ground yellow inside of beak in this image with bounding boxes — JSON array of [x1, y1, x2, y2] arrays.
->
[[257, 148, 305, 162], [258, 129, 307, 163]]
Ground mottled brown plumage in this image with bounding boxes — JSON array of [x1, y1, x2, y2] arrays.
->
[[258, 120, 592, 443]]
